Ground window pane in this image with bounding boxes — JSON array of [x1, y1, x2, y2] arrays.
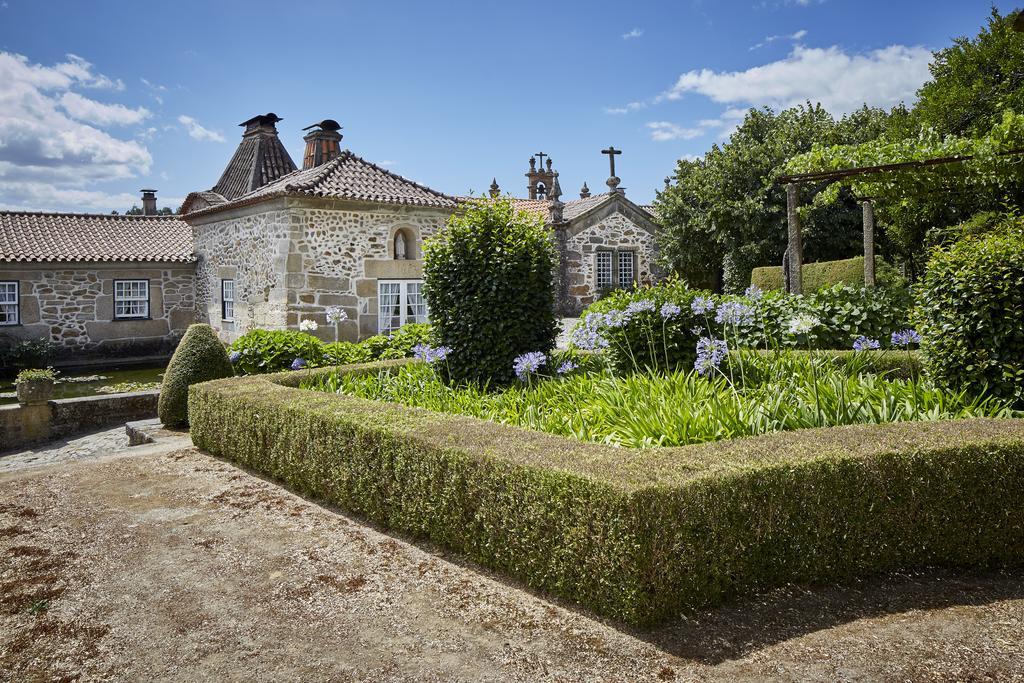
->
[[378, 281, 402, 334], [222, 279, 234, 321], [0, 304, 16, 325], [0, 282, 16, 304], [114, 280, 148, 318], [596, 252, 613, 288], [405, 281, 427, 324], [617, 251, 634, 288]]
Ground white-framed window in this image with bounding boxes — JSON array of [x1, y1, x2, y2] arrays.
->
[[221, 279, 235, 321], [617, 250, 635, 289], [378, 280, 427, 334], [596, 251, 613, 289], [114, 280, 149, 319], [0, 281, 18, 326]]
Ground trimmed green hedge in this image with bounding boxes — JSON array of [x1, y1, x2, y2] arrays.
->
[[751, 256, 903, 292], [190, 363, 1024, 625]]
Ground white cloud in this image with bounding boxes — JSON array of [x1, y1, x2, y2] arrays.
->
[[140, 78, 166, 92], [622, 28, 644, 40], [177, 115, 225, 142], [60, 92, 151, 126], [660, 44, 932, 115], [646, 121, 707, 142], [750, 28, 807, 50], [604, 101, 647, 115], [0, 51, 152, 210]]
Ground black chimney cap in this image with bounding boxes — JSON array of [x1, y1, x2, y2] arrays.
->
[[239, 112, 284, 127], [302, 119, 342, 132]]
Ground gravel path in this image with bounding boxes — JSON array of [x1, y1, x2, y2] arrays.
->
[[2, 444, 1023, 681]]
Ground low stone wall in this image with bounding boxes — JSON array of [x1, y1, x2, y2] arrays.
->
[[0, 390, 159, 452]]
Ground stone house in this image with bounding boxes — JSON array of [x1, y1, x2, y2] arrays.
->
[[0, 112, 659, 358], [0, 209, 195, 360], [180, 115, 658, 343]]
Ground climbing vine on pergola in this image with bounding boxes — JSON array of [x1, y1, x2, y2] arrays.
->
[[774, 110, 1024, 293]]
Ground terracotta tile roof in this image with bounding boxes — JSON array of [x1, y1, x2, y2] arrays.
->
[[212, 124, 298, 200], [187, 151, 458, 217], [0, 211, 194, 263], [494, 193, 647, 222]]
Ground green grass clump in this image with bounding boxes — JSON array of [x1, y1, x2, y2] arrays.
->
[[305, 353, 1015, 448]]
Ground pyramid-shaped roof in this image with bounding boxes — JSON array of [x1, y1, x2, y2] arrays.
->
[[211, 113, 298, 200]]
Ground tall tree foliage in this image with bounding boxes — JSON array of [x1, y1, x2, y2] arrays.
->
[[656, 104, 897, 292]]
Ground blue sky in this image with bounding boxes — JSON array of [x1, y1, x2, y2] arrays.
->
[[0, 0, 1009, 212]]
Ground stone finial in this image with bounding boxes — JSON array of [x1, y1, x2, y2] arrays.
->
[[545, 158, 553, 172], [529, 156, 537, 171], [579, 182, 591, 199], [548, 172, 564, 224], [488, 178, 500, 198]]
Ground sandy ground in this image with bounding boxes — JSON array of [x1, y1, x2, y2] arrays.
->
[[2, 442, 1023, 682]]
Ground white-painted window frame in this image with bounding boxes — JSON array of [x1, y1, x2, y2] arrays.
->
[[377, 279, 427, 334], [0, 281, 18, 326], [221, 279, 235, 322], [113, 279, 150, 320]]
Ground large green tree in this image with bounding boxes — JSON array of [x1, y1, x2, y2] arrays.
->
[[656, 104, 898, 292]]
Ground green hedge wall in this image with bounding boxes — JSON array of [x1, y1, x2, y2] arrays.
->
[[751, 256, 902, 292], [190, 363, 1024, 626]]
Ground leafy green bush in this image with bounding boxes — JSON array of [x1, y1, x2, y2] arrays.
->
[[322, 341, 373, 366], [158, 324, 233, 426], [0, 339, 57, 373], [228, 329, 325, 375], [423, 198, 559, 385], [750, 256, 904, 292], [916, 223, 1024, 406], [375, 323, 432, 360], [190, 364, 1024, 625], [15, 367, 56, 383], [573, 280, 914, 372]]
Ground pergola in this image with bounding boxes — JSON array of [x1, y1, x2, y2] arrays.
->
[[774, 149, 1024, 294]]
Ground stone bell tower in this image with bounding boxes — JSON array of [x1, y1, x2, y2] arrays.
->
[[525, 152, 556, 199]]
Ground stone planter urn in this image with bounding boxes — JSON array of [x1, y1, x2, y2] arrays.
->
[[16, 377, 55, 406]]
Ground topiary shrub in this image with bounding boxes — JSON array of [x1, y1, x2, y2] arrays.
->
[[158, 323, 232, 426], [915, 223, 1024, 406], [423, 198, 558, 384], [750, 256, 904, 292]]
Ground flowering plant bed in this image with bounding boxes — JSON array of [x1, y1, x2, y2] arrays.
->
[[189, 361, 1024, 625]]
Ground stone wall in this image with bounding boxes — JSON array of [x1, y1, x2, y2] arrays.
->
[[0, 262, 196, 358], [191, 199, 448, 342], [562, 211, 657, 315], [0, 389, 159, 452]]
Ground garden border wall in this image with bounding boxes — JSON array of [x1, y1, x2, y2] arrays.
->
[[189, 362, 1024, 625], [1, 390, 159, 452]]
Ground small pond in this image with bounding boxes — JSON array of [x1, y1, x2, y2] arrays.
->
[[0, 365, 165, 405]]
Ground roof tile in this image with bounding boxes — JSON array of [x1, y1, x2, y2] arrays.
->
[[0, 212, 193, 263]]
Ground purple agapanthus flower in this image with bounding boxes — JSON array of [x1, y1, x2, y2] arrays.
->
[[744, 284, 764, 301], [556, 360, 578, 375], [660, 303, 682, 320], [604, 310, 629, 328], [715, 301, 755, 326], [229, 350, 241, 363], [694, 337, 728, 376], [891, 329, 921, 347], [691, 296, 715, 315], [571, 313, 609, 351], [513, 351, 546, 380], [413, 344, 451, 363], [625, 299, 656, 317], [290, 358, 307, 371], [852, 336, 881, 351]]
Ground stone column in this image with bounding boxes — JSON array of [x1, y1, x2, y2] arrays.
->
[[862, 200, 876, 287], [786, 183, 803, 295]]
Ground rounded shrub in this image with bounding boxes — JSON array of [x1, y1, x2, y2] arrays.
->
[[158, 323, 233, 427], [228, 329, 325, 375], [915, 224, 1024, 406], [423, 198, 558, 385]]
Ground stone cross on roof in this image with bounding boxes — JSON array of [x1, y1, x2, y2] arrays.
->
[[602, 146, 623, 193]]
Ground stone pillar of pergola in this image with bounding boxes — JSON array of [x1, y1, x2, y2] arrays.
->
[[784, 182, 876, 294]]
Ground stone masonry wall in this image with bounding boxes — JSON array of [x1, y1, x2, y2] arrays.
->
[[563, 212, 657, 315], [0, 263, 196, 358], [192, 201, 448, 343]]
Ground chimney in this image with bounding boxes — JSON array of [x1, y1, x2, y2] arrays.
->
[[140, 189, 158, 216], [302, 119, 343, 169]]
